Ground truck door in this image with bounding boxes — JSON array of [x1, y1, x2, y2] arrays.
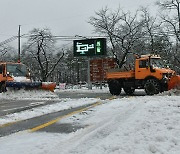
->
[[0, 64, 6, 80], [135, 59, 150, 79], [0, 64, 7, 92], [0, 64, 4, 82], [0, 65, 3, 74]]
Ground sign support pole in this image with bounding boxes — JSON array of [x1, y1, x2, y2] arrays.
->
[[18, 25, 21, 63], [87, 57, 92, 90]]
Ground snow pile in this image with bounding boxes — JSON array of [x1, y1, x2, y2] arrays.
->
[[159, 88, 180, 96], [0, 89, 59, 100], [55, 87, 109, 93], [0, 96, 180, 154], [0, 98, 100, 125], [54, 96, 180, 154]]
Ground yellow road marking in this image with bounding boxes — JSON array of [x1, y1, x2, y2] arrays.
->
[[0, 121, 19, 128], [0, 96, 116, 130], [108, 96, 117, 100], [29, 101, 102, 132]]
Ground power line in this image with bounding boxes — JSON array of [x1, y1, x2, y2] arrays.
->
[[0, 36, 18, 46], [0, 31, 178, 46]]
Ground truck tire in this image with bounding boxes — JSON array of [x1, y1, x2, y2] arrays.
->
[[123, 87, 135, 95], [0, 82, 6, 93], [108, 80, 121, 95], [144, 79, 160, 95]]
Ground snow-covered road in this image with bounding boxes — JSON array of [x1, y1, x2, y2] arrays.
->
[[0, 88, 180, 154]]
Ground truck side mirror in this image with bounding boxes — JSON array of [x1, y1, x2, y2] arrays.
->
[[150, 66, 156, 72]]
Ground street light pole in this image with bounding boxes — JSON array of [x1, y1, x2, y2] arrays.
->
[[18, 25, 21, 63]]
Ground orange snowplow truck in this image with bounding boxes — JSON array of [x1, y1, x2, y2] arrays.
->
[[0, 62, 30, 92], [106, 54, 180, 95], [0, 62, 56, 93]]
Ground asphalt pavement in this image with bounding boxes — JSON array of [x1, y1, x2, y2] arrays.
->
[[0, 89, 146, 137], [0, 101, 102, 137], [0, 100, 60, 117]]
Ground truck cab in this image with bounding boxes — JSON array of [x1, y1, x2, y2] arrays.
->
[[135, 55, 175, 80], [0, 62, 31, 92]]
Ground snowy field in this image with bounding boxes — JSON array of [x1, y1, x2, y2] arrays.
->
[[0, 88, 180, 154]]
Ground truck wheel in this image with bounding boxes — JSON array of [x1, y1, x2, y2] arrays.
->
[[123, 87, 135, 95], [108, 80, 121, 95], [144, 79, 160, 95], [0, 82, 6, 93]]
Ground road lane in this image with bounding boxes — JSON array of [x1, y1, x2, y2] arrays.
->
[[56, 89, 145, 100], [0, 90, 145, 117], [0, 91, 111, 116], [0, 90, 146, 137], [0, 100, 60, 117], [30, 101, 102, 132], [0, 101, 102, 137]]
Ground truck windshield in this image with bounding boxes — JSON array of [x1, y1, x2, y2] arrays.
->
[[150, 58, 164, 68], [7, 64, 28, 77]]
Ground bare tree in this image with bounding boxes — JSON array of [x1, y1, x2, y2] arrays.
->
[[157, 0, 180, 40], [140, 7, 158, 53], [0, 45, 17, 62], [89, 7, 145, 68], [22, 28, 64, 82], [0, 46, 9, 59], [140, 7, 172, 55], [89, 7, 121, 65], [157, 0, 180, 68]]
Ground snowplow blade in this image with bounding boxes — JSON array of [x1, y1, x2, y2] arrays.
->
[[168, 75, 180, 90], [41, 82, 56, 92], [6, 81, 56, 92], [6, 81, 42, 89]]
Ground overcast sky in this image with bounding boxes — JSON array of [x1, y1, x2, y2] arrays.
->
[[0, 0, 158, 46]]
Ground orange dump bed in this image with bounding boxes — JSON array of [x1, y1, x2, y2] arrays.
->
[[106, 70, 135, 79]]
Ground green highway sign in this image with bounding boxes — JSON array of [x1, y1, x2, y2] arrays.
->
[[73, 38, 106, 57]]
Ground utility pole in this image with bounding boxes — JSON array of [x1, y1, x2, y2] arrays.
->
[[18, 25, 21, 63]]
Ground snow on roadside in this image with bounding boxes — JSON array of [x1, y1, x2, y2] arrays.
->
[[53, 96, 180, 154], [0, 87, 109, 100], [0, 88, 180, 154], [0, 95, 180, 154], [158, 88, 180, 96], [0, 98, 100, 125], [55, 87, 109, 93], [0, 89, 59, 100]]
